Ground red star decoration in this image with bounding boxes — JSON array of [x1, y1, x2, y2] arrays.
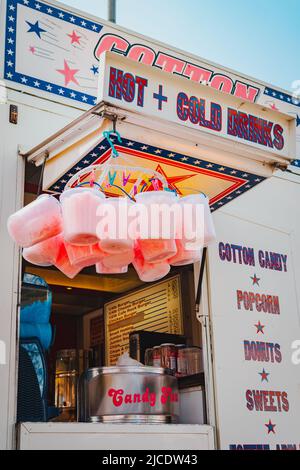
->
[[68, 30, 81, 45], [270, 103, 279, 111], [251, 274, 260, 286], [259, 369, 269, 382], [29, 46, 35, 54], [255, 321, 265, 334], [265, 419, 276, 434], [147, 164, 196, 195], [57, 60, 79, 86]]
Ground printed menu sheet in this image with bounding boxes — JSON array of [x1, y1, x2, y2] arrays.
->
[[104, 276, 183, 365]]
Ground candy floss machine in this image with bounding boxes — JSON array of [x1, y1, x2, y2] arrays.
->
[[78, 366, 179, 423]]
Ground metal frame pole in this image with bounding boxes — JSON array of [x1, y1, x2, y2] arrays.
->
[[108, 0, 116, 23]]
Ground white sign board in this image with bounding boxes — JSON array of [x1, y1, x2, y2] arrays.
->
[[1, 0, 300, 165], [98, 52, 295, 160], [208, 213, 300, 450]]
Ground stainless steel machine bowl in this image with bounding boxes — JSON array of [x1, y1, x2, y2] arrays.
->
[[78, 366, 179, 423]]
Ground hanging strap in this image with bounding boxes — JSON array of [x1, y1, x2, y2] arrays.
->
[[103, 130, 122, 158]]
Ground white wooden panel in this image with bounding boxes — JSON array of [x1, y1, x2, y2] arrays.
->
[[0, 91, 80, 449], [18, 423, 215, 450], [208, 207, 300, 450]]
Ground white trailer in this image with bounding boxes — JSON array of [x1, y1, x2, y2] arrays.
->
[[0, 0, 299, 450]]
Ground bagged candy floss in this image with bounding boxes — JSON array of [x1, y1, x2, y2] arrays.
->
[[133, 245, 170, 283], [7, 194, 62, 248], [168, 239, 202, 266], [96, 263, 128, 274], [22, 234, 62, 266], [60, 188, 105, 245], [116, 352, 142, 367], [54, 237, 84, 279], [102, 249, 134, 269], [134, 191, 178, 262], [64, 242, 105, 268], [98, 197, 134, 254], [179, 194, 216, 249]]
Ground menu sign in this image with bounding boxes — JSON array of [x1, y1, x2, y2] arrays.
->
[[104, 276, 183, 366], [208, 214, 300, 450]]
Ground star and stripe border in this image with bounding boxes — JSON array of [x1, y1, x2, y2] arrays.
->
[[4, 0, 103, 106], [4, 1, 300, 167], [264, 87, 300, 167], [48, 137, 266, 212]]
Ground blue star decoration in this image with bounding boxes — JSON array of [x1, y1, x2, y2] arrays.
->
[[296, 115, 300, 127], [259, 369, 269, 382], [90, 65, 99, 75], [265, 419, 276, 434], [255, 321, 265, 334], [26, 20, 46, 39], [251, 274, 260, 286]]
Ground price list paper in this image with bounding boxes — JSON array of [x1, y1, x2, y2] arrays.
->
[[104, 276, 183, 365]]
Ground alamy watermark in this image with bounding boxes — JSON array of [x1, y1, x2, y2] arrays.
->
[[96, 200, 205, 248], [291, 340, 300, 365]]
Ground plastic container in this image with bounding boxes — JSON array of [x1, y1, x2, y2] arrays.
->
[[54, 239, 84, 279], [134, 191, 178, 262], [144, 348, 153, 366], [179, 194, 216, 249], [64, 242, 106, 268], [168, 240, 202, 266], [96, 263, 128, 274], [132, 245, 170, 283], [22, 234, 62, 266], [98, 197, 134, 254], [177, 347, 203, 376], [7, 195, 62, 248], [60, 188, 105, 245], [102, 249, 134, 269]]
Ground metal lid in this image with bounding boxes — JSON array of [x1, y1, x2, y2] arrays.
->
[[160, 343, 176, 347], [84, 365, 174, 377]]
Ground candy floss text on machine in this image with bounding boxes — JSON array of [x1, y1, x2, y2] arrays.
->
[[0, 0, 300, 451]]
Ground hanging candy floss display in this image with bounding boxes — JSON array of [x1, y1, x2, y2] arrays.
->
[[96, 262, 128, 274], [64, 241, 106, 268], [179, 193, 216, 250], [168, 240, 203, 267], [102, 249, 134, 269], [54, 238, 85, 279], [8, 189, 215, 279], [134, 191, 178, 263], [7, 195, 62, 248], [7, 124, 216, 284], [60, 187, 105, 245], [22, 234, 62, 267], [132, 244, 170, 283], [98, 197, 134, 254]]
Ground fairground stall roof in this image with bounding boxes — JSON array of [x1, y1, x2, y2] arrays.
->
[[23, 52, 296, 212]]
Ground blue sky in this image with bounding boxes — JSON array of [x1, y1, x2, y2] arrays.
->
[[61, 0, 300, 91]]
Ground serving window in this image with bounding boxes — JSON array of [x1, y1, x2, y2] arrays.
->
[[17, 159, 206, 426]]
